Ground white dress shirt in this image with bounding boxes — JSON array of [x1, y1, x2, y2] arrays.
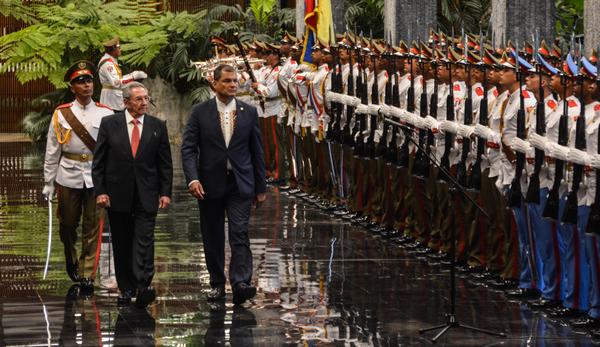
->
[[125, 109, 144, 143]]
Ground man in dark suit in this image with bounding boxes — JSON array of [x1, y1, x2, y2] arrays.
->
[[181, 64, 266, 305], [92, 81, 173, 308]]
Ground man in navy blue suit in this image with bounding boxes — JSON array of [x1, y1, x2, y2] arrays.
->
[[181, 64, 267, 305]]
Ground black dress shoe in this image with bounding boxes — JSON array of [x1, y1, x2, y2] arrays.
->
[[528, 298, 562, 310], [380, 229, 399, 239], [66, 284, 80, 299], [233, 283, 257, 305], [207, 286, 226, 301], [117, 289, 135, 306], [79, 278, 94, 296], [591, 328, 600, 339], [505, 288, 539, 299], [66, 261, 80, 283], [547, 307, 585, 319], [135, 287, 156, 308], [487, 278, 518, 290], [570, 317, 600, 330]]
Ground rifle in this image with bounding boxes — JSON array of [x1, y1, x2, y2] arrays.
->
[[351, 40, 365, 154], [377, 43, 393, 159], [354, 44, 370, 157], [365, 49, 379, 159], [456, 33, 472, 187], [425, 38, 439, 171], [386, 48, 401, 164], [508, 44, 527, 208], [562, 52, 585, 224], [586, 47, 600, 235], [438, 39, 455, 182], [343, 45, 356, 146], [525, 35, 546, 203], [412, 41, 430, 178], [398, 46, 417, 168], [233, 33, 264, 112], [543, 51, 569, 219], [326, 43, 340, 141], [468, 33, 487, 191]]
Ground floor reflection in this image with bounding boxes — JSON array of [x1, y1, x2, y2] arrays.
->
[[0, 141, 597, 346]]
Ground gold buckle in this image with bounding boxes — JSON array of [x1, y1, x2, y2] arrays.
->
[[80, 154, 88, 161]]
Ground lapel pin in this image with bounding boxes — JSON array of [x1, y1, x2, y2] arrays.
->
[[240, 107, 244, 111]]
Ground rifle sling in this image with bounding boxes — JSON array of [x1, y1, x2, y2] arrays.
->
[[60, 108, 96, 152]]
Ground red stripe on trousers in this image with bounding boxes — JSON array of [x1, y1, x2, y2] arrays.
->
[[271, 117, 279, 179], [91, 216, 104, 277], [551, 221, 562, 300], [573, 224, 581, 309]]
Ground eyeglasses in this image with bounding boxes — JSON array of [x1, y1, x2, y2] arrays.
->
[[126, 96, 151, 103]]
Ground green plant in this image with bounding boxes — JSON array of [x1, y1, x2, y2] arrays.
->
[[344, 0, 384, 38], [208, 0, 295, 41], [0, 0, 161, 87], [21, 89, 71, 142], [555, 0, 583, 48], [437, 0, 491, 35]]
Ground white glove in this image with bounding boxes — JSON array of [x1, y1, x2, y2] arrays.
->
[[355, 104, 369, 114], [326, 91, 338, 103], [591, 154, 600, 169], [131, 71, 148, 80], [404, 112, 420, 127], [458, 124, 475, 138], [528, 133, 548, 150], [379, 104, 392, 117], [413, 116, 427, 129], [350, 96, 361, 107], [424, 116, 439, 130], [511, 137, 532, 154], [342, 95, 355, 106], [567, 148, 591, 166], [439, 120, 459, 134], [368, 104, 381, 115], [42, 184, 55, 199], [390, 106, 403, 119], [548, 143, 569, 161], [473, 124, 493, 140]]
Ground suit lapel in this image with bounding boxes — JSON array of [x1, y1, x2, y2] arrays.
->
[[210, 98, 227, 148], [228, 99, 245, 146], [116, 113, 134, 160], [135, 115, 153, 159]]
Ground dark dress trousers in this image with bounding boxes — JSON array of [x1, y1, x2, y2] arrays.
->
[[181, 97, 266, 288], [92, 112, 172, 293]]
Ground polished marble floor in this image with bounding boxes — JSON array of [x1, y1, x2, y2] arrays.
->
[[0, 141, 598, 346]]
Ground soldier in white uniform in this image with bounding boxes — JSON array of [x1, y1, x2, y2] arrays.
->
[[43, 61, 114, 294], [98, 36, 147, 111]]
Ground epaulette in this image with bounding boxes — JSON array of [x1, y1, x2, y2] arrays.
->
[[568, 99, 578, 108], [547, 99, 557, 110], [493, 89, 499, 97], [594, 103, 600, 112], [56, 103, 73, 110], [522, 90, 530, 98], [95, 102, 112, 110], [475, 86, 483, 97], [453, 84, 461, 91]]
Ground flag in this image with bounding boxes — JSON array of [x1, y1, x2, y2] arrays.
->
[[301, 0, 334, 65]]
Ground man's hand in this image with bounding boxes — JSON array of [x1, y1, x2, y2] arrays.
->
[[253, 193, 267, 208], [159, 196, 171, 209], [96, 194, 111, 208], [189, 181, 205, 200]]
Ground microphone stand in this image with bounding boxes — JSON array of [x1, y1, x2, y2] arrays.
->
[[381, 116, 505, 342]]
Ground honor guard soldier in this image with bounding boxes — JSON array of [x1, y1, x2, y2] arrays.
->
[[98, 36, 148, 111], [42, 61, 114, 294]]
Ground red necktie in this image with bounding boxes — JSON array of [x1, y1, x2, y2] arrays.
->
[[131, 118, 140, 157]]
